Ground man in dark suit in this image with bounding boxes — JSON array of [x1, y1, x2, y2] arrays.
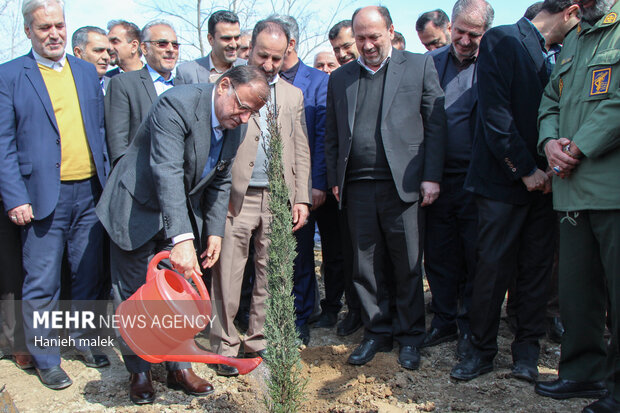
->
[[451, 0, 580, 382], [175, 10, 246, 84], [325, 6, 447, 370], [422, 0, 493, 358], [105, 20, 179, 165], [96, 65, 269, 404], [0, 0, 109, 389]]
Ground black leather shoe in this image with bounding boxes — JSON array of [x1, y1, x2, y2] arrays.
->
[[216, 364, 239, 377], [450, 353, 493, 381], [582, 396, 620, 413], [36, 366, 72, 390], [167, 368, 214, 396], [244, 349, 266, 358], [535, 378, 608, 400], [297, 323, 310, 346], [315, 311, 338, 328], [129, 371, 155, 405], [456, 333, 473, 360], [347, 339, 392, 365], [547, 316, 564, 344], [511, 361, 538, 383], [337, 310, 362, 336], [421, 326, 458, 348], [76, 347, 110, 368], [398, 346, 420, 370]]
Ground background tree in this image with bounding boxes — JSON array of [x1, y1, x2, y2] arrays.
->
[[0, 0, 28, 62], [139, 0, 351, 61]]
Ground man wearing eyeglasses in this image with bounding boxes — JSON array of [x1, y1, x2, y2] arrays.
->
[[104, 20, 179, 166], [96, 65, 270, 404], [209, 18, 311, 377]]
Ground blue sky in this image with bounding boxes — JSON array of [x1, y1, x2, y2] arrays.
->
[[22, 0, 540, 60]]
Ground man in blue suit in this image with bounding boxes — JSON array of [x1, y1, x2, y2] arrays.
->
[[0, 0, 108, 389], [274, 15, 346, 344]]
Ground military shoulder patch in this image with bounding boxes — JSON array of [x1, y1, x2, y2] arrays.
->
[[603, 12, 617, 24], [591, 68, 611, 95]]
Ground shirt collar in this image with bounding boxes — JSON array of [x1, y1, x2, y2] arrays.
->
[[208, 53, 224, 74], [357, 46, 392, 74], [211, 88, 222, 131], [146, 63, 174, 85], [32, 49, 66, 71], [269, 73, 280, 86]]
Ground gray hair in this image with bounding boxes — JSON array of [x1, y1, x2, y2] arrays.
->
[[22, 0, 64, 27], [140, 20, 176, 43], [71, 26, 106, 50], [452, 0, 495, 31], [268, 14, 299, 51]]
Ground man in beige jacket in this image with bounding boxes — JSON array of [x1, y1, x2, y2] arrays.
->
[[210, 18, 311, 377]]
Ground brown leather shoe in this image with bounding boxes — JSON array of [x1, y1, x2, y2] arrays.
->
[[14, 353, 34, 370], [129, 371, 155, 405], [167, 368, 214, 396]]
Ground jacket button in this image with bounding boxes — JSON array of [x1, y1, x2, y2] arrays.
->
[[511, 168, 516, 172], [255, 136, 259, 141], [344, 157, 348, 162], [55, 163, 60, 168], [56, 139, 60, 144], [249, 162, 254, 167]]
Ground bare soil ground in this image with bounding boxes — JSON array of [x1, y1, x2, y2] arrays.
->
[[0, 254, 589, 413]]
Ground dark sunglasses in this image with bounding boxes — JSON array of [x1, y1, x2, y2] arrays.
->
[[144, 40, 180, 50]]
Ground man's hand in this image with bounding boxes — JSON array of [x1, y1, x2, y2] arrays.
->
[[544, 138, 580, 178], [7, 204, 34, 226], [292, 203, 310, 232], [170, 239, 201, 279], [521, 168, 549, 192], [200, 235, 222, 269], [310, 189, 326, 211], [420, 181, 440, 207], [331, 186, 340, 202]]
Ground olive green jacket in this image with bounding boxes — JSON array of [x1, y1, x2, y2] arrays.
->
[[538, 3, 620, 211]]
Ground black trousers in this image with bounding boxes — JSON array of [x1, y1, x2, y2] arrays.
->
[[469, 194, 554, 363], [346, 180, 425, 346], [0, 210, 25, 355], [424, 173, 477, 334], [315, 193, 359, 314]]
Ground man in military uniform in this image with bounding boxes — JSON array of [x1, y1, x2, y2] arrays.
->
[[535, 1, 620, 412]]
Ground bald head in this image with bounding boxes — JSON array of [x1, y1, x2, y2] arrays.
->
[[351, 6, 394, 71]]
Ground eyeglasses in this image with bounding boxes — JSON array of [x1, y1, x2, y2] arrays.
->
[[231, 83, 260, 116], [144, 40, 180, 50]]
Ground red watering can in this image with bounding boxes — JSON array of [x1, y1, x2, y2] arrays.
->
[[116, 251, 261, 374]]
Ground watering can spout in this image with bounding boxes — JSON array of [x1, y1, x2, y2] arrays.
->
[[116, 251, 262, 374]]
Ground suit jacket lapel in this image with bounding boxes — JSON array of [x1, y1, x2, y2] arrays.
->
[[517, 18, 547, 84], [192, 85, 212, 188], [139, 66, 158, 103], [344, 63, 359, 135], [382, 49, 406, 122], [293, 63, 311, 96], [24, 52, 59, 134]]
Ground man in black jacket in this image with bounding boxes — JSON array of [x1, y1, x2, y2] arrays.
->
[[451, 0, 580, 382]]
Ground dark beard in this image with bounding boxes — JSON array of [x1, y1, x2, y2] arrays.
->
[[580, 0, 615, 24]]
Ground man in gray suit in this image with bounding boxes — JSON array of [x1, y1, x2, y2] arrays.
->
[[96, 65, 269, 404], [105, 20, 179, 165], [175, 10, 246, 84], [325, 6, 447, 370]]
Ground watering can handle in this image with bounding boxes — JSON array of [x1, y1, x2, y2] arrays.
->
[[147, 250, 211, 302]]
